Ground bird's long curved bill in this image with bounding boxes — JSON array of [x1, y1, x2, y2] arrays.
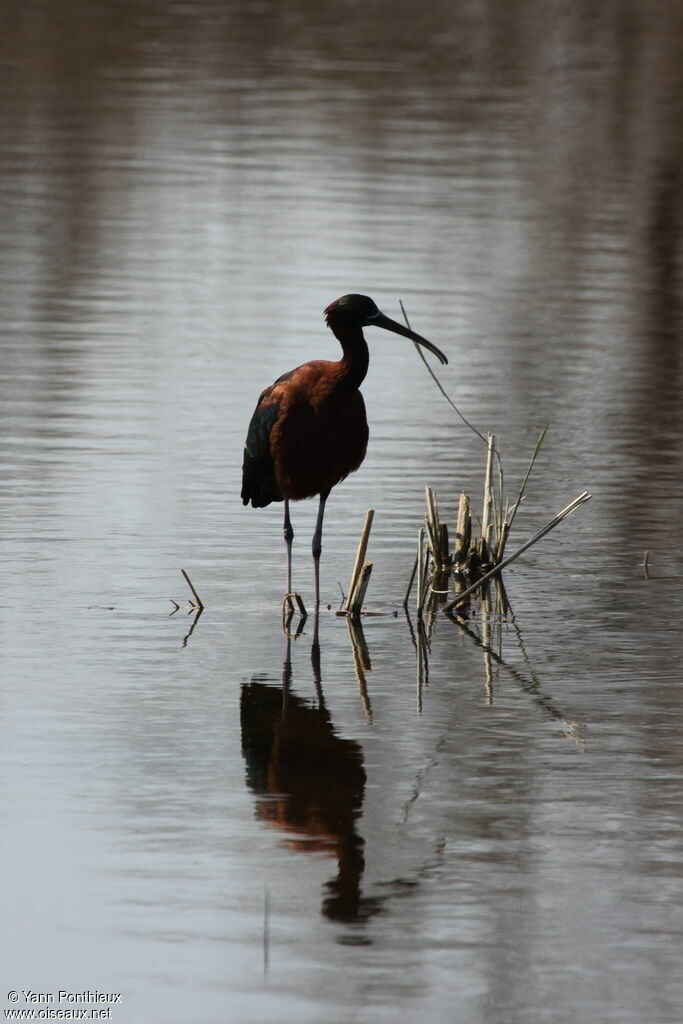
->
[[372, 312, 448, 365]]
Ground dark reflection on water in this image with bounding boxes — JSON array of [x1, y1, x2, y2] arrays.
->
[[240, 631, 381, 928]]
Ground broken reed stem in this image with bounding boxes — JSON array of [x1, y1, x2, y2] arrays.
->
[[347, 562, 373, 619], [345, 509, 374, 613], [454, 492, 471, 569], [422, 547, 432, 605], [495, 520, 511, 564], [425, 485, 451, 569], [424, 486, 440, 558], [443, 491, 592, 613], [181, 569, 202, 606]]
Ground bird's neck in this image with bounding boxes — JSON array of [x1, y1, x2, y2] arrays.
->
[[330, 323, 369, 391]]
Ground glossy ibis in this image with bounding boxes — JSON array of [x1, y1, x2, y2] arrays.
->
[[241, 294, 448, 608]]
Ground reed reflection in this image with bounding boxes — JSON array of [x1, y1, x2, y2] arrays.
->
[[240, 621, 380, 925]]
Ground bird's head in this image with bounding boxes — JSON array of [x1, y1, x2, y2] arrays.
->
[[324, 294, 448, 365], [324, 293, 381, 327]]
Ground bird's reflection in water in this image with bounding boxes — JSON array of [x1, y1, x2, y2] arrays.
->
[[240, 623, 380, 925]]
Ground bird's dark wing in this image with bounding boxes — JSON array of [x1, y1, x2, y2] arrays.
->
[[241, 375, 291, 508]]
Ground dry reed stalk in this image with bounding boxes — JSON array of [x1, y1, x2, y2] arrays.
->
[[428, 483, 438, 557], [181, 569, 204, 610], [495, 520, 511, 564], [421, 547, 432, 611], [345, 509, 374, 613], [425, 486, 452, 572], [454, 492, 471, 569], [439, 521, 450, 565], [497, 424, 548, 561], [424, 486, 440, 561], [347, 562, 373, 620], [417, 527, 425, 616], [480, 433, 496, 560], [443, 491, 592, 613]]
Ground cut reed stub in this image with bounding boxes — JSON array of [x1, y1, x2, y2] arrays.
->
[[454, 492, 471, 570], [424, 485, 451, 572], [347, 562, 373, 620], [343, 509, 374, 617]]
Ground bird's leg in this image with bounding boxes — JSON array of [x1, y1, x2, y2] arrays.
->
[[283, 498, 294, 597], [312, 493, 328, 609], [311, 608, 322, 703], [282, 500, 307, 631]]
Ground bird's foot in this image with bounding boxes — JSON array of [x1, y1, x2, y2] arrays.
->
[[283, 591, 307, 616], [282, 592, 308, 637]]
